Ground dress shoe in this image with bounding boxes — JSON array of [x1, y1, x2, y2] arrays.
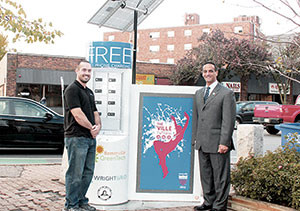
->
[[211, 208, 227, 211], [193, 204, 212, 210]]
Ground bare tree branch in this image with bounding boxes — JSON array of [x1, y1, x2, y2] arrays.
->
[[252, 0, 300, 27], [279, 0, 300, 18], [270, 67, 300, 84]]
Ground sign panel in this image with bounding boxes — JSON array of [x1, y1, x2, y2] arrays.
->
[[269, 83, 290, 94], [222, 82, 241, 93], [136, 74, 155, 85], [137, 93, 195, 193], [89, 41, 132, 69]]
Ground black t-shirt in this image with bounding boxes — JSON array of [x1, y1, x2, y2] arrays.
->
[[64, 80, 97, 138]]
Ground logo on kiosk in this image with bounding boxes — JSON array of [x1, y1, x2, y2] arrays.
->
[[178, 173, 188, 189], [97, 186, 112, 201]]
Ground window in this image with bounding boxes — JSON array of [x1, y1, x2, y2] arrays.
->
[[234, 26, 243, 33], [14, 101, 47, 117], [0, 100, 10, 115], [108, 35, 115, 41], [184, 29, 192, 36], [243, 103, 255, 112], [150, 32, 160, 39], [184, 43, 192, 50], [149, 59, 160, 63], [167, 31, 174, 37], [149, 45, 160, 52], [167, 45, 174, 51], [202, 28, 210, 34], [167, 58, 175, 64]]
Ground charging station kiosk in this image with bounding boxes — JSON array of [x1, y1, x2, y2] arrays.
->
[[86, 41, 132, 205]]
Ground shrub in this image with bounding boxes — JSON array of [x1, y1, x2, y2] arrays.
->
[[231, 137, 300, 210]]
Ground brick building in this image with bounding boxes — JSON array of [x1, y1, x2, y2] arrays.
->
[[103, 14, 261, 64], [0, 53, 175, 113]]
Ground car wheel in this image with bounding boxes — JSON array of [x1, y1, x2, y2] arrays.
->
[[266, 126, 279, 135]]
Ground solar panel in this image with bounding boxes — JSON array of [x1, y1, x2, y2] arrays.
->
[[88, 0, 164, 32]]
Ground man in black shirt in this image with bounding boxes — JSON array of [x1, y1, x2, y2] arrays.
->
[[63, 60, 101, 211]]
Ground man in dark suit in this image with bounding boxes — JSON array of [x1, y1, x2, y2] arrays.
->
[[194, 62, 236, 211]]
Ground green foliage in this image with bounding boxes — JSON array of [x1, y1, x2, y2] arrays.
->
[[0, 0, 63, 45], [0, 33, 8, 59], [231, 137, 300, 210]]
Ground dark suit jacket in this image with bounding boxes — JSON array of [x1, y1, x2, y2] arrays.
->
[[194, 83, 236, 153]]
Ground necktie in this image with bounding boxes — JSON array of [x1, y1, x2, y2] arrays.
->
[[204, 87, 210, 103]]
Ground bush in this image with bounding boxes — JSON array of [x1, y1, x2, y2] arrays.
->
[[231, 138, 300, 210]]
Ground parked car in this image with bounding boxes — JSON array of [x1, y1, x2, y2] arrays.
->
[[0, 97, 64, 150], [236, 101, 279, 128], [253, 95, 300, 135]]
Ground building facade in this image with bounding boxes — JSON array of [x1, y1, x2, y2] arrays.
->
[[0, 53, 175, 113], [103, 14, 261, 64]]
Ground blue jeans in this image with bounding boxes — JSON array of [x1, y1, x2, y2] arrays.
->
[[64, 137, 96, 209]]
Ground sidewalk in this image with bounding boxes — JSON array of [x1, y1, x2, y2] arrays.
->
[[0, 164, 202, 211], [0, 164, 294, 211]]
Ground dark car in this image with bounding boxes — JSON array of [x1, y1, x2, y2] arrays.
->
[[235, 101, 279, 127], [0, 97, 64, 150]]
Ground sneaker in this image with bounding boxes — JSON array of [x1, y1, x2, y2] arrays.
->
[[79, 204, 96, 211]]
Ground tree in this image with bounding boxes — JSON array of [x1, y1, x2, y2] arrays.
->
[[0, 0, 63, 58], [222, 36, 272, 100], [171, 30, 231, 85], [224, 0, 300, 103], [269, 34, 300, 104], [169, 51, 200, 85], [172, 30, 272, 101], [250, 0, 300, 104], [0, 33, 8, 59]]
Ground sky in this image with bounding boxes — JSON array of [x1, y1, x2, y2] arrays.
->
[[8, 0, 299, 58]]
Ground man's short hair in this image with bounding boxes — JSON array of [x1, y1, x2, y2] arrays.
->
[[202, 61, 217, 70], [76, 60, 91, 71], [78, 59, 90, 65]]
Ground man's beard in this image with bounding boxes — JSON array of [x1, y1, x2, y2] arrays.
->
[[79, 76, 90, 83]]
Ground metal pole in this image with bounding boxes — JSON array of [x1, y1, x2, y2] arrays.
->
[[132, 10, 138, 84], [60, 76, 65, 116]]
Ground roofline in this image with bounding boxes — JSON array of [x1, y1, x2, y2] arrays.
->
[[104, 20, 255, 33], [6, 52, 85, 60]]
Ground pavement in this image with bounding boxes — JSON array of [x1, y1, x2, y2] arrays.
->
[[0, 164, 206, 211], [1, 163, 293, 211], [0, 130, 286, 211]]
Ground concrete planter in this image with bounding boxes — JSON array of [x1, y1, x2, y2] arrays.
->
[[229, 195, 297, 211]]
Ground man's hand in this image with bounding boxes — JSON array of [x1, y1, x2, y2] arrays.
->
[[218, 144, 229, 154], [90, 124, 101, 139]]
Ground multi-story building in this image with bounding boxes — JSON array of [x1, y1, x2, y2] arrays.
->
[[103, 14, 261, 64]]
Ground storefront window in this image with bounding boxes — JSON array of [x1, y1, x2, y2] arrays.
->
[[16, 84, 63, 108]]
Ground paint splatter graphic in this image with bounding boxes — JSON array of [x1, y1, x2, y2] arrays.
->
[[142, 103, 190, 178]]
